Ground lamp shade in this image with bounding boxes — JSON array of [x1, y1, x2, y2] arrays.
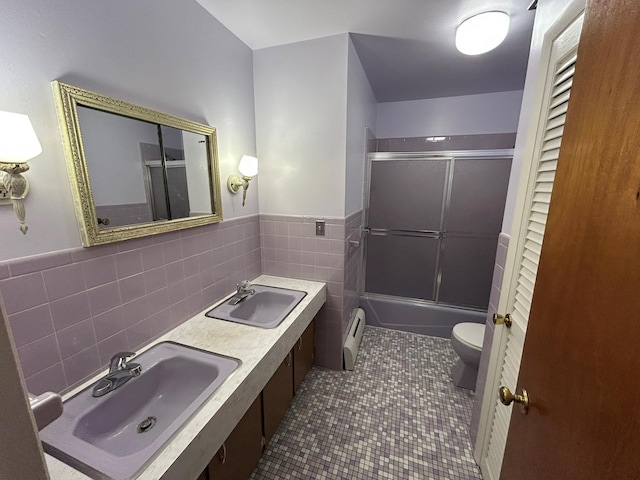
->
[[455, 11, 510, 56], [238, 155, 258, 177], [0, 111, 42, 163]]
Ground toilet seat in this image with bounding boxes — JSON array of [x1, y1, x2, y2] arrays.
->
[[452, 323, 485, 351]]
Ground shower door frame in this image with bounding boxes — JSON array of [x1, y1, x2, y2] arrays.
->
[[362, 149, 514, 312]]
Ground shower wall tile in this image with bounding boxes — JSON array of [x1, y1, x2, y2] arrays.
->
[[469, 232, 510, 448], [0, 215, 262, 395], [376, 133, 517, 153], [260, 211, 364, 370]]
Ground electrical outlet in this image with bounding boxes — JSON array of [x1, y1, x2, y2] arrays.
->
[[315, 220, 325, 236]]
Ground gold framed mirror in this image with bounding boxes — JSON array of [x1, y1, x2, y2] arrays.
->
[[52, 81, 223, 246]]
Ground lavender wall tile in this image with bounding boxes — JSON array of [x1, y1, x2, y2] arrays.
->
[[149, 307, 172, 337], [121, 297, 150, 329], [56, 319, 97, 359], [8, 305, 54, 348], [43, 263, 86, 302], [3, 215, 263, 392], [97, 331, 129, 366], [119, 273, 146, 304], [162, 239, 183, 263], [0, 272, 47, 315], [147, 287, 170, 315], [82, 256, 117, 289], [140, 245, 164, 271], [491, 264, 504, 289], [8, 251, 72, 277], [114, 250, 143, 279], [183, 255, 201, 277], [93, 307, 125, 342], [70, 243, 118, 263], [63, 346, 101, 387], [126, 318, 152, 349], [144, 266, 168, 294], [115, 237, 153, 253], [181, 236, 200, 258], [170, 299, 189, 325], [315, 238, 329, 253], [186, 292, 204, 316], [16, 334, 61, 378], [25, 362, 67, 396], [88, 283, 122, 318], [165, 261, 185, 285], [50, 292, 92, 331], [0, 263, 9, 280]]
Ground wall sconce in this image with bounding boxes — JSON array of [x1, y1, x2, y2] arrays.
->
[[227, 155, 258, 207], [0, 111, 42, 234]]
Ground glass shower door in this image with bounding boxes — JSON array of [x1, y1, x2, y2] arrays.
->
[[364, 157, 450, 302], [363, 152, 512, 310]]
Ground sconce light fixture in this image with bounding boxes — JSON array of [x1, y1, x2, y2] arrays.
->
[[0, 111, 42, 234], [455, 11, 510, 56], [228, 155, 258, 207]]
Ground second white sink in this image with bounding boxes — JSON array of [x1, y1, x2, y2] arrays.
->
[[205, 284, 307, 328]]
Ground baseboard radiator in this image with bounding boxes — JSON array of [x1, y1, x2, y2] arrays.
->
[[343, 308, 366, 371]]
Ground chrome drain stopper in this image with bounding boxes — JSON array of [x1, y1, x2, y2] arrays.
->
[[137, 416, 156, 433]]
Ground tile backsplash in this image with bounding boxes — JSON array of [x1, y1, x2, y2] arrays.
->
[[1, 215, 261, 395]]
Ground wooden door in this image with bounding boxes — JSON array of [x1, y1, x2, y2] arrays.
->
[[208, 395, 263, 480], [501, 0, 640, 477], [262, 351, 294, 445], [294, 319, 315, 393]]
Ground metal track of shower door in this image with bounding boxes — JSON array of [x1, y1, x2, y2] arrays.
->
[[363, 227, 444, 302]]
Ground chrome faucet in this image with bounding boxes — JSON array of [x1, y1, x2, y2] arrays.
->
[[228, 280, 256, 306], [92, 351, 142, 397]]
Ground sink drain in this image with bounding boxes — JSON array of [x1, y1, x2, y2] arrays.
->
[[137, 416, 156, 433]]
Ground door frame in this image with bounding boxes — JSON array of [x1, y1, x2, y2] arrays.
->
[[473, 0, 587, 472]]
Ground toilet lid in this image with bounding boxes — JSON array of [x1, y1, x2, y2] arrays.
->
[[452, 323, 485, 350]]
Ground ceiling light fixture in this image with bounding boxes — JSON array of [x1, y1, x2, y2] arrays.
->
[[455, 11, 510, 56]]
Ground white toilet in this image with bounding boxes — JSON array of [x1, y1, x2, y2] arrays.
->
[[450, 322, 485, 390]]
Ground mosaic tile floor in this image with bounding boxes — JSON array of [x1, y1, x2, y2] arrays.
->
[[251, 326, 482, 480]]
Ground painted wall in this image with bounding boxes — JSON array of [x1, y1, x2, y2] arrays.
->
[[345, 37, 378, 216], [502, 0, 586, 233], [375, 90, 523, 139], [254, 34, 348, 218], [0, 0, 256, 261]]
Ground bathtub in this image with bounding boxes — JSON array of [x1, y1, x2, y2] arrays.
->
[[359, 294, 486, 338]]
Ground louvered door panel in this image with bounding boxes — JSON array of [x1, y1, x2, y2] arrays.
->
[[482, 16, 583, 479]]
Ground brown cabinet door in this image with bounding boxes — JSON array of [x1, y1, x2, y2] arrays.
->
[[196, 469, 209, 480], [294, 319, 315, 393], [262, 352, 294, 445], [208, 395, 263, 480]]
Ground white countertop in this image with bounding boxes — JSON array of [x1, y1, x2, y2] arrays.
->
[[44, 275, 326, 480]]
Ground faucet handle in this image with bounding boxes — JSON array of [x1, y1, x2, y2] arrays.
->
[[109, 351, 136, 372], [237, 280, 251, 292]]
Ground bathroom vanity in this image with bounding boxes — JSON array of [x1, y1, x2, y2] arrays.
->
[[43, 275, 326, 480]]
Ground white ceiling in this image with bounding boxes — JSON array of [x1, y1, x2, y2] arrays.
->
[[196, 0, 536, 102]]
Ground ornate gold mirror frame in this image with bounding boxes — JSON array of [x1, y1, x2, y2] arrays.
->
[[52, 81, 223, 246]]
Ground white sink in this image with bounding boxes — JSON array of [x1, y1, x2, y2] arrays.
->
[[40, 342, 239, 480], [205, 284, 307, 329]]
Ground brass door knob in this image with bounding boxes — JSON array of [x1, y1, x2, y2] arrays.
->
[[499, 386, 529, 414], [493, 313, 512, 328]]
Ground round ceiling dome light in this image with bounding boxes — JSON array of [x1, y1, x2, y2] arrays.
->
[[455, 11, 510, 55]]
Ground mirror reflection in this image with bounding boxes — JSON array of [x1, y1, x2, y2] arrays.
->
[[77, 107, 213, 228], [53, 81, 223, 246]]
